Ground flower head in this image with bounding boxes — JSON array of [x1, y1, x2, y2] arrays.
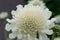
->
[[54, 37, 60, 40], [5, 0, 56, 40], [0, 12, 8, 19], [54, 15, 60, 23]]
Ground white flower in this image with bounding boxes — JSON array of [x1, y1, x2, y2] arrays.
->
[[28, 0, 40, 6], [0, 12, 8, 19], [28, 0, 46, 8], [54, 37, 60, 40], [5, 0, 56, 40], [54, 15, 60, 23]]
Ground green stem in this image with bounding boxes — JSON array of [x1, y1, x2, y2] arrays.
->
[[51, 33, 55, 40]]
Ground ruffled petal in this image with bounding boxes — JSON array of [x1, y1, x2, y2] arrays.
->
[[5, 23, 13, 31], [46, 20, 55, 29], [16, 5, 23, 10], [9, 33, 17, 39], [11, 10, 16, 16], [44, 8, 52, 19], [54, 37, 60, 40], [11, 10, 17, 18], [41, 29, 53, 35], [27, 34, 38, 40], [6, 19, 16, 23], [51, 18, 56, 22], [17, 33, 23, 39], [39, 33, 49, 40]]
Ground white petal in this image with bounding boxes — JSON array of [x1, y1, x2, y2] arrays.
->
[[11, 26, 17, 32], [16, 5, 23, 11], [17, 33, 23, 39], [44, 8, 52, 19], [5, 23, 13, 31], [9, 33, 17, 39], [45, 18, 56, 29], [45, 20, 55, 29], [21, 35, 27, 40], [51, 18, 56, 22], [11, 10, 16, 16], [41, 29, 53, 35], [54, 37, 60, 40], [11, 10, 21, 19], [39, 33, 49, 40], [27, 34, 38, 40], [6, 19, 16, 23]]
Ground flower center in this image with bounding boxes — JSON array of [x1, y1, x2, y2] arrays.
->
[[15, 8, 48, 36]]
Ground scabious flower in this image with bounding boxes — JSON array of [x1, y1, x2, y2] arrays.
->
[[28, 0, 40, 6], [54, 37, 60, 40], [5, 0, 56, 40], [28, 0, 46, 8], [54, 15, 60, 23], [0, 12, 8, 19]]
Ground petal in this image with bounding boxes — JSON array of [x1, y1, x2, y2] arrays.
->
[[5, 23, 13, 31], [51, 18, 56, 22], [16, 5, 23, 11], [6, 19, 16, 23], [27, 34, 38, 40], [39, 33, 49, 40], [41, 29, 53, 35], [11, 10, 17, 18], [9, 33, 17, 39], [44, 8, 52, 19], [46, 20, 55, 29], [17, 33, 23, 39], [11, 10, 16, 16], [54, 37, 60, 40], [11, 26, 17, 32]]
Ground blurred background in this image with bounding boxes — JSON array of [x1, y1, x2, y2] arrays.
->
[[0, 0, 60, 40]]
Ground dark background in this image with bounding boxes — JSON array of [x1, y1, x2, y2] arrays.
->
[[0, 0, 25, 40], [0, 0, 60, 40]]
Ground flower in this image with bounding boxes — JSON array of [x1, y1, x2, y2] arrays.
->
[[29, 0, 40, 6], [28, 0, 46, 8], [54, 15, 60, 23], [0, 12, 8, 19], [54, 37, 60, 40], [5, 0, 56, 40]]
